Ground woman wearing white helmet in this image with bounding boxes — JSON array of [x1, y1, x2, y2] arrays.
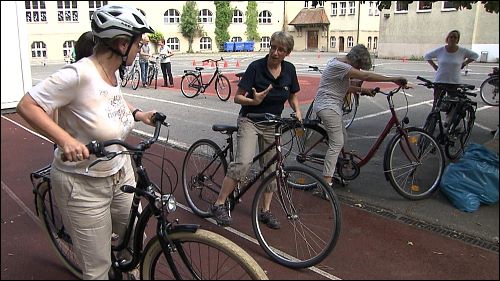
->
[[17, 4, 155, 279]]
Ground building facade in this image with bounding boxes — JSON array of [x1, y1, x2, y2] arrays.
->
[[24, 1, 381, 64], [378, 1, 499, 62]]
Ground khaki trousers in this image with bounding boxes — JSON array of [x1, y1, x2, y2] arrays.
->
[[51, 158, 136, 280]]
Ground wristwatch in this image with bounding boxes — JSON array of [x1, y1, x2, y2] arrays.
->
[[132, 108, 142, 122]]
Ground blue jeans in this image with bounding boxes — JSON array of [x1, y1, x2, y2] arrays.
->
[[139, 60, 148, 85]]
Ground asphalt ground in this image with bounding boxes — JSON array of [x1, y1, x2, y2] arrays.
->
[[1, 52, 498, 279]]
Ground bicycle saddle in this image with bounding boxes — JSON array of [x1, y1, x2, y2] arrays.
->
[[212, 125, 238, 134]]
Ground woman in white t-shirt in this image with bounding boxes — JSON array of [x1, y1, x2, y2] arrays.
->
[[313, 45, 407, 187], [158, 38, 174, 87], [17, 4, 156, 279], [424, 30, 479, 107]]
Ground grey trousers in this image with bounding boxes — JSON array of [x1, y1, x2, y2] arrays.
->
[[317, 109, 347, 177]]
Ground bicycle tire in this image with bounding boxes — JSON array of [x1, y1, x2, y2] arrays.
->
[[384, 127, 444, 200], [181, 73, 201, 98], [141, 229, 268, 280], [216, 75, 231, 101], [132, 69, 140, 90], [343, 93, 358, 129], [251, 165, 341, 268], [479, 76, 499, 106], [182, 139, 228, 218], [120, 69, 130, 87], [281, 122, 329, 189], [35, 180, 83, 278], [422, 112, 439, 139], [445, 105, 475, 160]]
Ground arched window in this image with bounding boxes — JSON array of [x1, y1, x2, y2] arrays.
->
[[232, 9, 243, 23], [347, 36, 354, 48], [63, 40, 75, 58], [164, 9, 180, 24], [258, 10, 272, 24], [31, 41, 47, 58], [199, 9, 213, 23], [200, 37, 212, 51], [166, 37, 180, 51]]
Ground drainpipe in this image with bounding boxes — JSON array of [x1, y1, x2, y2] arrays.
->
[[356, 1, 361, 44]]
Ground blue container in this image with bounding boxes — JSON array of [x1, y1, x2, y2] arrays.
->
[[234, 42, 244, 52], [224, 42, 235, 52], [243, 41, 254, 52]]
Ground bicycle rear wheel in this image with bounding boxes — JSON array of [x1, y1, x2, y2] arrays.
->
[[384, 127, 444, 200], [343, 93, 358, 129], [132, 69, 140, 90], [479, 76, 499, 106], [216, 75, 231, 101], [182, 139, 228, 218], [181, 73, 201, 98], [121, 69, 130, 87], [251, 165, 341, 268], [35, 175, 82, 278], [445, 105, 475, 160], [141, 229, 268, 280]]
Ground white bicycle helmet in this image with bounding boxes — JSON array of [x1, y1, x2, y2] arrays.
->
[[91, 4, 154, 39]]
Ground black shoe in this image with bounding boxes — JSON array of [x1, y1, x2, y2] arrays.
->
[[259, 210, 280, 229], [210, 204, 232, 226]]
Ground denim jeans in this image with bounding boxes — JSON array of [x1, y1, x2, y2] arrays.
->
[[139, 60, 148, 85]]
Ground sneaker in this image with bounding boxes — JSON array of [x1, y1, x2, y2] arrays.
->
[[312, 185, 330, 201], [168, 84, 174, 88], [210, 204, 232, 226], [259, 210, 280, 229]]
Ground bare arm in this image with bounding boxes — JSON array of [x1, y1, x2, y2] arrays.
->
[[461, 58, 475, 69], [347, 68, 407, 86], [126, 101, 155, 126], [427, 60, 438, 71], [288, 93, 302, 121]]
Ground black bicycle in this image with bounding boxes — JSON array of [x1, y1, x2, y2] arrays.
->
[[120, 57, 140, 90], [182, 113, 341, 268], [417, 76, 477, 160], [305, 66, 360, 129], [30, 112, 268, 280], [146, 55, 160, 89], [181, 57, 231, 101], [479, 67, 499, 106]]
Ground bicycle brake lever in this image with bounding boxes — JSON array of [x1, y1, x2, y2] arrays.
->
[[85, 151, 120, 173]]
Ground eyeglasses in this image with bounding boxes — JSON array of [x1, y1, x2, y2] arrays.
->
[[270, 44, 288, 54]]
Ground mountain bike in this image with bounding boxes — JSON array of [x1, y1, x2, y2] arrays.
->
[[305, 66, 360, 129], [181, 57, 231, 101], [30, 112, 268, 280], [120, 57, 140, 90], [282, 86, 445, 200], [479, 67, 499, 106], [182, 113, 341, 268], [417, 76, 478, 160], [146, 55, 161, 89]]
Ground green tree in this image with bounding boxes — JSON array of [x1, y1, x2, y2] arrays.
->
[[148, 31, 164, 53], [180, 1, 203, 53], [214, 1, 232, 51], [245, 1, 260, 42]]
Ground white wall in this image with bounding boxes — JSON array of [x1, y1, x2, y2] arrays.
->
[[472, 44, 499, 63], [1, 1, 32, 110]]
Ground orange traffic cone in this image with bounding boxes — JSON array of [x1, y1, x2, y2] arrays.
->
[[192, 60, 196, 66], [223, 60, 228, 68], [236, 60, 240, 68]]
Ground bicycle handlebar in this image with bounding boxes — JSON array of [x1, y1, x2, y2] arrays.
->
[[246, 113, 300, 126], [371, 86, 405, 96], [416, 76, 477, 97], [202, 57, 224, 64]]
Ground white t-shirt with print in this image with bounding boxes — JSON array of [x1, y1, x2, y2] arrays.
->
[[28, 57, 134, 177], [159, 45, 172, 63]]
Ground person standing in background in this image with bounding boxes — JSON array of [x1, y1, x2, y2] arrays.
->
[[158, 39, 174, 87], [139, 36, 152, 87]]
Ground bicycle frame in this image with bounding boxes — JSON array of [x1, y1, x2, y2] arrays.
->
[[194, 63, 223, 93]]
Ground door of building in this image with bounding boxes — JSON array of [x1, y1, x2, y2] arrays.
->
[[307, 30, 318, 50], [339, 37, 345, 52]]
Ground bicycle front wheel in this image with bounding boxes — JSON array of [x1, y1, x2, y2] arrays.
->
[[343, 93, 358, 129], [215, 75, 231, 101], [35, 179, 82, 278], [182, 139, 228, 218], [181, 73, 201, 98], [480, 76, 499, 106], [252, 166, 341, 268], [141, 229, 268, 280], [384, 127, 444, 200], [445, 105, 475, 160], [120, 69, 130, 87], [132, 69, 140, 90]]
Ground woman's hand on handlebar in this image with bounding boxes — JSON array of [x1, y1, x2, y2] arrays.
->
[[135, 110, 157, 126], [61, 137, 89, 162]]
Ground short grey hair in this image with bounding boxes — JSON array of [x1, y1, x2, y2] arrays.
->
[[346, 44, 372, 71], [270, 31, 294, 53]]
